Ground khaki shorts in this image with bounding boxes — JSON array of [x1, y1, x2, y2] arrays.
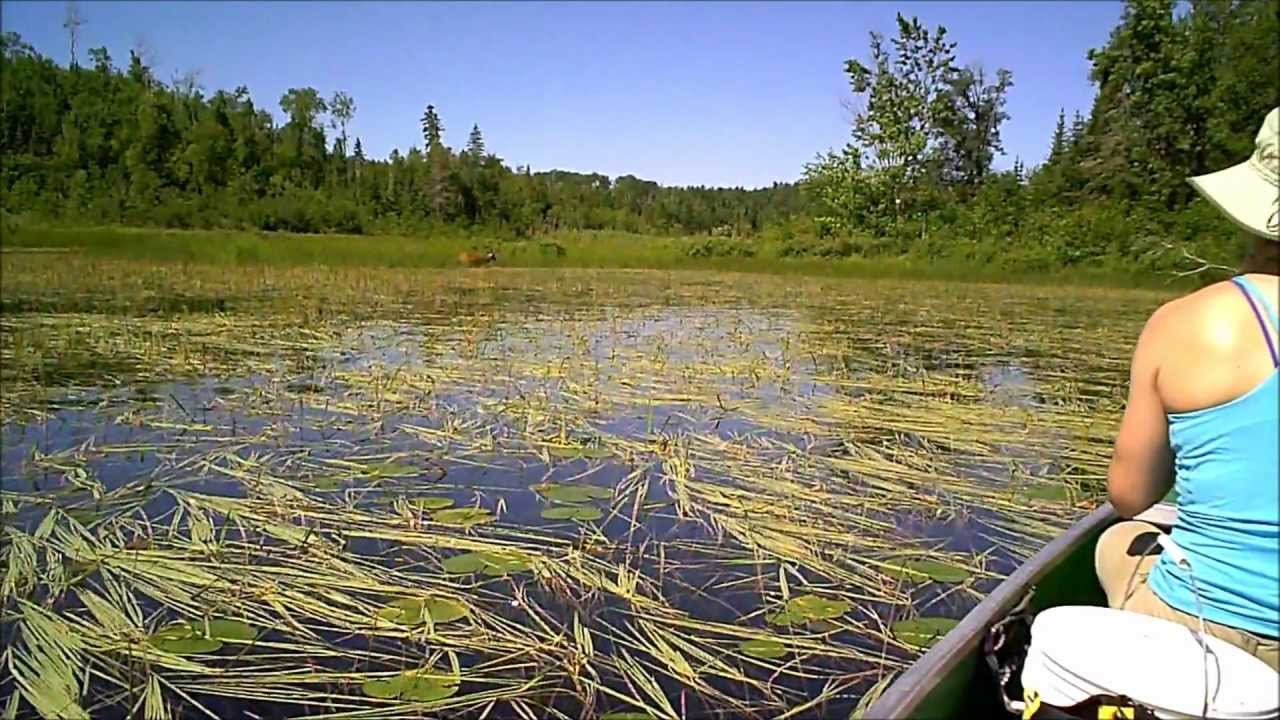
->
[[1095, 520, 1278, 671]]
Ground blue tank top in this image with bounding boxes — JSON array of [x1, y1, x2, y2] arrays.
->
[[1148, 275, 1280, 639]]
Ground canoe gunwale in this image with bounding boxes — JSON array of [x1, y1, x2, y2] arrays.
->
[[864, 503, 1120, 718]]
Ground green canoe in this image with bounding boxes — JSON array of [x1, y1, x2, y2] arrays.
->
[[864, 499, 1178, 719]]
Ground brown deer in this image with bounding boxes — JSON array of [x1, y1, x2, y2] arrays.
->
[[458, 248, 497, 267]]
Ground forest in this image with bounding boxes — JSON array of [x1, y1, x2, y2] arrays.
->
[[1, 0, 1276, 273]]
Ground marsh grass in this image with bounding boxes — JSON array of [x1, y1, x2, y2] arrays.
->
[[0, 254, 1168, 718], [3, 225, 1184, 288]]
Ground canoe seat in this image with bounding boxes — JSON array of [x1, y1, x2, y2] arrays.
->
[[1021, 606, 1278, 719]]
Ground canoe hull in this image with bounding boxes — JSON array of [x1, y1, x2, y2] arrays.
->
[[865, 504, 1120, 719]]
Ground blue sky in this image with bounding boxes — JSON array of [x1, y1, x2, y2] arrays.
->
[[1, 1, 1122, 188]]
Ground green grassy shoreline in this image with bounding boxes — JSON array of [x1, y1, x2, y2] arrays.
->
[[2, 225, 1195, 290]]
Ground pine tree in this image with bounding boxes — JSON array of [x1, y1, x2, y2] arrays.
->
[[420, 104, 443, 152], [466, 124, 485, 158], [1048, 108, 1067, 162], [352, 137, 365, 197], [1068, 110, 1087, 151]]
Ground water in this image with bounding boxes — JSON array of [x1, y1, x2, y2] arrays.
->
[[0, 267, 1159, 719]]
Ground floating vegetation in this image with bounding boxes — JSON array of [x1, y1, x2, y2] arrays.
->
[[532, 482, 614, 503], [891, 617, 962, 650], [1022, 483, 1078, 503], [310, 474, 344, 491], [442, 550, 534, 576], [884, 558, 973, 584], [409, 496, 456, 511], [431, 507, 496, 527], [362, 462, 419, 478], [62, 506, 100, 526], [476, 550, 536, 576], [148, 620, 256, 655], [541, 505, 604, 521], [441, 552, 490, 574], [738, 638, 789, 659], [361, 670, 461, 702], [545, 443, 613, 459], [769, 594, 853, 626], [0, 257, 1161, 718], [201, 618, 258, 641], [376, 597, 468, 625]]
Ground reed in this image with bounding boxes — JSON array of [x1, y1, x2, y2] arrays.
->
[[0, 253, 1169, 718]]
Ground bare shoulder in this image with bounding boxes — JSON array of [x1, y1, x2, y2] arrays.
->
[[1146, 281, 1240, 329], [1135, 281, 1242, 355]]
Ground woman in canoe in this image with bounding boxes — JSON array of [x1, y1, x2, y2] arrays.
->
[[1099, 107, 1279, 670]]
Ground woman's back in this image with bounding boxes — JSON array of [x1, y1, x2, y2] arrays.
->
[[1147, 273, 1279, 638], [1153, 274, 1279, 412], [1101, 107, 1278, 670]]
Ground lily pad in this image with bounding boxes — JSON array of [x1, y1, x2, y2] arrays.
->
[[149, 622, 223, 654], [431, 507, 495, 527], [361, 671, 460, 702], [211, 385, 237, 397], [891, 616, 960, 649], [1023, 484, 1075, 502], [738, 638, 788, 658], [547, 444, 613, 459], [376, 597, 468, 626], [479, 551, 534, 576], [531, 483, 613, 503], [884, 559, 971, 584], [409, 497, 455, 511], [425, 597, 468, 623], [809, 620, 841, 633], [363, 463, 418, 478], [766, 609, 803, 627], [151, 623, 194, 640], [310, 475, 343, 491], [64, 507, 99, 526], [202, 619, 257, 641], [541, 505, 603, 521], [442, 550, 533, 576], [786, 594, 851, 621], [376, 598, 425, 624], [442, 552, 488, 574]]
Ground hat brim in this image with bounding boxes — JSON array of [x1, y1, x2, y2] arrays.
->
[[1188, 161, 1279, 241]]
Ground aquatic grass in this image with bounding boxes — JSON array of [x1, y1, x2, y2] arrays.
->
[[0, 255, 1164, 717]]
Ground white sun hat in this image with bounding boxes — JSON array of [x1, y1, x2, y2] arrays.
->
[[1189, 107, 1280, 241]]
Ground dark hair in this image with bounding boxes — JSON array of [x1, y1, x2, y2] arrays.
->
[[1241, 234, 1280, 275]]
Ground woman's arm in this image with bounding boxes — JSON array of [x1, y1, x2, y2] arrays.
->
[[1107, 306, 1176, 518]]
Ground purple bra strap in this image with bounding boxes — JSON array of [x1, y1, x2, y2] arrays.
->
[[1232, 277, 1280, 368]]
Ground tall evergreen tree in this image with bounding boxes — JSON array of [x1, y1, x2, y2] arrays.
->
[[1068, 110, 1087, 150], [1048, 108, 1068, 162], [466, 124, 485, 158], [420, 104, 443, 152]]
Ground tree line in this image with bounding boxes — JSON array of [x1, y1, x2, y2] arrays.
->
[[803, 0, 1278, 270], [2, 0, 1276, 272], [0, 31, 802, 238]]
